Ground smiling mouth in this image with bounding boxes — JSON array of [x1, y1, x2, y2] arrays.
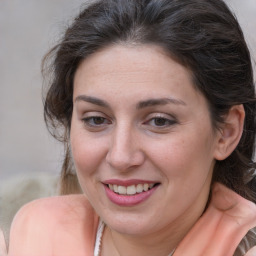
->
[[107, 183, 159, 196]]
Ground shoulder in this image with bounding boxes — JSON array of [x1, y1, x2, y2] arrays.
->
[[9, 195, 98, 256], [10, 194, 95, 231]]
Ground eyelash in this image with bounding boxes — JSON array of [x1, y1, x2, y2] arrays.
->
[[143, 115, 177, 129], [82, 116, 111, 127], [81, 114, 177, 131]]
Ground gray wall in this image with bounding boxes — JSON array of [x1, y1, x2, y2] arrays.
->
[[0, 0, 87, 182]]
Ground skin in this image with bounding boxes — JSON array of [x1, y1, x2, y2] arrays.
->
[[71, 44, 225, 256]]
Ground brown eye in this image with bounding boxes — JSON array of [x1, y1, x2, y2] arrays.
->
[[154, 118, 169, 126], [142, 113, 178, 132], [82, 116, 111, 127], [149, 117, 176, 127], [92, 117, 105, 125]]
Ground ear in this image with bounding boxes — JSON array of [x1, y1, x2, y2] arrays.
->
[[214, 104, 245, 161]]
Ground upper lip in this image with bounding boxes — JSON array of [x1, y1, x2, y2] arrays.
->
[[102, 179, 160, 186]]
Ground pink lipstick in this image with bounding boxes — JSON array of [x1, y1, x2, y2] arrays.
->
[[103, 179, 159, 206]]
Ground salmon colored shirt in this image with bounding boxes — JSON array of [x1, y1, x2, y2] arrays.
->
[[8, 183, 256, 256]]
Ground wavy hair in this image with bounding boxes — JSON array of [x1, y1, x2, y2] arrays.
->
[[42, 0, 256, 253]]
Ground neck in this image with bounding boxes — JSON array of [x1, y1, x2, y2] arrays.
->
[[101, 217, 193, 256]]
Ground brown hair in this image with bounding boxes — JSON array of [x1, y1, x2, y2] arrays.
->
[[43, 0, 256, 199]]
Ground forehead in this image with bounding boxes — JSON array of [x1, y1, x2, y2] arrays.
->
[[73, 44, 202, 106], [76, 44, 190, 75]]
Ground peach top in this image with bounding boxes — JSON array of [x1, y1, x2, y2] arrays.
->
[[8, 183, 256, 256]]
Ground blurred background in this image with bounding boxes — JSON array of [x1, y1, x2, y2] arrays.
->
[[0, 0, 255, 245]]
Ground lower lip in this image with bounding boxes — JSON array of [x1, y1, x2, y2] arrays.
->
[[104, 185, 158, 206]]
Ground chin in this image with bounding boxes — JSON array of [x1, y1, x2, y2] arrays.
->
[[101, 210, 163, 236]]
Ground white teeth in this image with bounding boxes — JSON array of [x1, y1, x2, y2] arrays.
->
[[127, 185, 136, 195], [118, 186, 127, 195], [136, 184, 143, 193], [108, 183, 156, 195], [113, 184, 118, 193], [143, 183, 149, 191]]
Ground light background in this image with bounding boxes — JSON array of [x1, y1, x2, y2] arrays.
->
[[0, 0, 255, 241]]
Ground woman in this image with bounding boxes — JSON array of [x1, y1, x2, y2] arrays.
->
[[8, 0, 256, 255]]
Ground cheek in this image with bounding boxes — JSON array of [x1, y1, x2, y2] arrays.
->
[[147, 129, 216, 181], [70, 128, 106, 177], [148, 132, 215, 212]]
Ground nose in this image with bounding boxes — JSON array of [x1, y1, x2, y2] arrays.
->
[[106, 124, 145, 172]]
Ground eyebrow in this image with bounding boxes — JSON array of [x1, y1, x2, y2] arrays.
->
[[75, 95, 110, 108], [136, 97, 186, 109], [74, 95, 186, 109]]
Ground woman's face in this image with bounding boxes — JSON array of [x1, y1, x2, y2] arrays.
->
[[71, 45, 221, 236]]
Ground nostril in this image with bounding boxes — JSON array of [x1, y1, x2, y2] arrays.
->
[[106, 150, 145, 171], [106, 132, 145, 171]]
